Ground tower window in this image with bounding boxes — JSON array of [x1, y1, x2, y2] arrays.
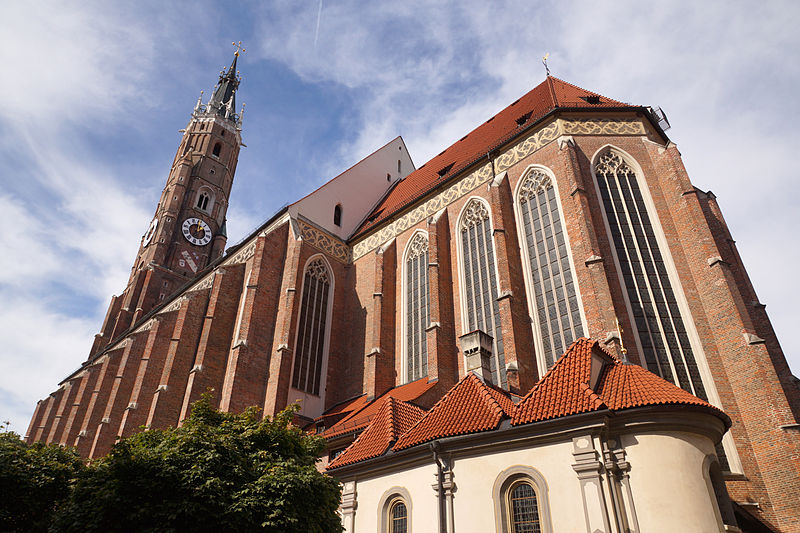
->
[[197, 192, 210, 211], [212, 142, 222, 157], [333, 204, 342, 227], [398, 159, 402, 173]]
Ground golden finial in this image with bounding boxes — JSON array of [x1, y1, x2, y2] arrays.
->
[[615, 317, 628, 358], [232, 41, 246, 57], [542, 53, 551, 76]]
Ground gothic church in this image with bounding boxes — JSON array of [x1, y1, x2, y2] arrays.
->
[[26, 51, 800, 532]]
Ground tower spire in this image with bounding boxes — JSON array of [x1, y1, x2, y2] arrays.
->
[[206, 42, 244, 121]]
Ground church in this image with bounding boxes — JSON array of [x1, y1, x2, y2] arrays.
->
[[25, 50, 800, 532]]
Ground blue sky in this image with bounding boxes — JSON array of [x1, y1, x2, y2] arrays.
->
[[1, 1, 799, 433]]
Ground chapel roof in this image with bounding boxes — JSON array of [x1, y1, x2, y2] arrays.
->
[[353, 77, 633, 237], [326, 338, 726, 470]]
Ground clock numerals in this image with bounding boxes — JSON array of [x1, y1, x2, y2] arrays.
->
[[181, 217, 212, 246], [143, 217, 159, 247]]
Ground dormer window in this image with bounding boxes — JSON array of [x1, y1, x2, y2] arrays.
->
[[333, 204, 342, 227], [212, 142, 222, 157]]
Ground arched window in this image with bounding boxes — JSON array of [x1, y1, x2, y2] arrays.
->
[[404, 232, 429, 382], [389, 499, 407, 533], [378, 488, 412, 533], [493, 467, 551, 533], [333, 204, 342, 227], [291, 258, 332, 395], [212, 142, 222, 157], [459, 198, 505, 388], [593, 149, 706, 398], [516, 167, 584, 371], [196, 192, 210, 211], [508, 481, 540, 532]]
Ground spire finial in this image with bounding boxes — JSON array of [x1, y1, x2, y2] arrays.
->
[[542, 53, 551, 76], [232, 41, 246, 57]]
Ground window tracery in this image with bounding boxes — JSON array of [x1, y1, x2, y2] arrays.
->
[[516, 168, 584, 370], [291, 257, 331, 395], [459, 198, 506, 387], [404, 232, 429, 382]]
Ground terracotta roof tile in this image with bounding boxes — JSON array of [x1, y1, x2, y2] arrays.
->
[[327, 397, 425, 469], [513, 338, 721, 425], [354, 77, 630, 236], [392, 373, 515, 451], [322, 377, 436, 439]]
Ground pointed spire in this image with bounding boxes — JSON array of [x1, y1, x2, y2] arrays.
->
[[202, 43, 244, 122]]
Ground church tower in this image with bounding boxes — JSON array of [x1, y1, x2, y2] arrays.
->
[[89, 49, 244, 357]]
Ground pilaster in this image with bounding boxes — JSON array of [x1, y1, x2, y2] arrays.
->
[[425, 209, 458, 388], [571, 435, 612, 533], [179, 266, 244, 421], [146, 289, 210, 429]]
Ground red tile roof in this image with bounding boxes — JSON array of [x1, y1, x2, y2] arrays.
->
[[392, 373, 515, 451], [354, 77, 631, 236], [512, 338, 721, 425], [326, 338, 724, 469], [327, 396, 426, 469], [322, 377, 436, 439]]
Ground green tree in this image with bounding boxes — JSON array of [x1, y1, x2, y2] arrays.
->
[[0, 425, 84, 533], [51, 397, 342, 533]]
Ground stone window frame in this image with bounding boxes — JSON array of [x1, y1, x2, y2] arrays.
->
[[455, 196, 506, 388], [290, 254, 334, 396], [492, 465, 552, 533], [401, 230, 430, 383], [589, 144, 742, 474], [195, 186, 215, 214], [513, 164, 587, 374], [378, 486, 412, 533]]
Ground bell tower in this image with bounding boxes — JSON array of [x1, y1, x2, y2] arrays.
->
[[89, 45, 245, 357]]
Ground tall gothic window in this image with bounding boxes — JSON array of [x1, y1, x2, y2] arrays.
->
[[291, 258, 332, 395], [594, 149, 707, 400], [517, 168, 584, 370], [459, 198, 506, 388], [405, 232, 429, 382]]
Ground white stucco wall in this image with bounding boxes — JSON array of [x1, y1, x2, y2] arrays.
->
[[622, 431, 722, 532], [342, 427, 725, 533]]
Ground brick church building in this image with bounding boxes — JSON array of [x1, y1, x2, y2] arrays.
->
[[26, 51, 800, 532]]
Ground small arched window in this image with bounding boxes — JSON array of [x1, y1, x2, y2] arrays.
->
[[333, 204, 342, 227], [212, 142, 222, 157], [493, 467, 551, 533], [507, 481, 540, 532], [197, 192, 210, 211], [389, 499, 407, 533]]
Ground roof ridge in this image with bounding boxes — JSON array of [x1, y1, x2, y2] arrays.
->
[[473, 375, 507, 417]]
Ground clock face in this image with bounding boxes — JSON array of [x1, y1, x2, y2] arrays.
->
[[182, 217, 212, 246], [143, 217, 158, 247]]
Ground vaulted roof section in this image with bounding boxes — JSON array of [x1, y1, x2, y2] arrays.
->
[[354, 77, 631, 236], [327, 397, 426, 469]]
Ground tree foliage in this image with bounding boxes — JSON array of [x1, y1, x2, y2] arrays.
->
[[0, 426, 84, 533], [3, 398, 342, 533]]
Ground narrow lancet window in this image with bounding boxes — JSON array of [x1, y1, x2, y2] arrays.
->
[[291, 258, 332, 395], [197, 192, 210, 211], [594, 149, 706, 399], [459, 199, 506, 387], [517, 168, 584, 370], [405, 232, 430, 382], [333, 204, 342, 227], [212, 142, 222, 157]]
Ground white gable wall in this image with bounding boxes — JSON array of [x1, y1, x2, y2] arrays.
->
[[289, 137, 415, 240]]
